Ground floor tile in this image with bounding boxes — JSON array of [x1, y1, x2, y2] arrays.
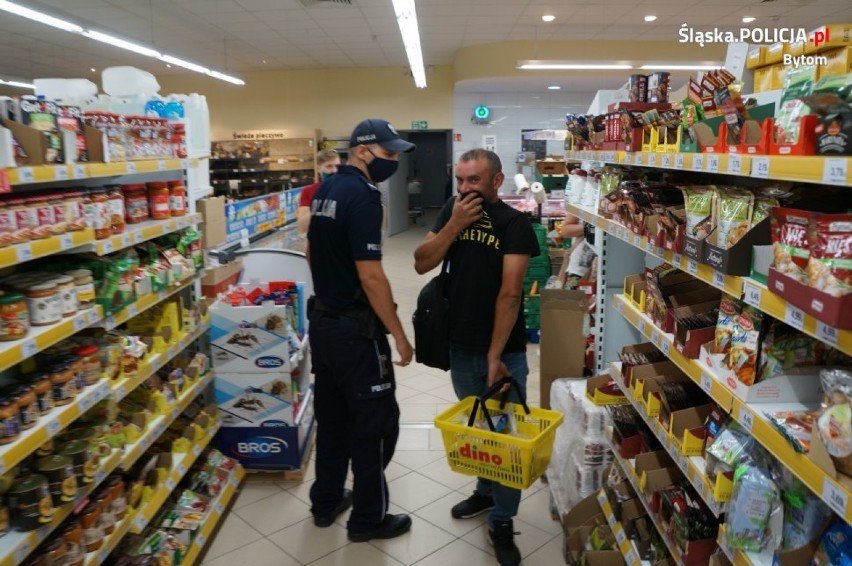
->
[[400, 402, 439, 422], [205, 537, 300, 566], [426, 383, 459, 403], [461, 517, 558, 559], [388, 471, 454, 512], [368, 514, 456, 565], [267, 516, 351, 564], [522, 535, 566, 566], [410, 539, 497, 566], [203, 512, 264, 560], [233, 481, 284, 510], [392, 449, 446, 469], [308, 542, 404, 566], [417, 457, 477, 491], [234, 489, 313, 536], [516, 487, 564, 536], [405, 373, 451, 393], [396, 427, 431, 450], [413, 492, 487, 537], [404, 392, 450, 405]]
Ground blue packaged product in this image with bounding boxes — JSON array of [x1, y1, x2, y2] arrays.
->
[[812, 520, 852, 566]]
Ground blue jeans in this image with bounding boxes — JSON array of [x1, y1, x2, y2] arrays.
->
[[449, 349, 528, 528]]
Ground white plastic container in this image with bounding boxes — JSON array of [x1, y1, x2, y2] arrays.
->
[[102, 66, 160, 97], [567, 170, 587, 205]]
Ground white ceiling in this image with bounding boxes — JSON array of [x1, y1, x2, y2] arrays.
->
[[1, 0, 850, 92]]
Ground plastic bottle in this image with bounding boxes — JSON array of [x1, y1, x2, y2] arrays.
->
[[144, 98, 166, 118], [164, 100, 184, 120]]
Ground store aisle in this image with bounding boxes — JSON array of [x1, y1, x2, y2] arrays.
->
[[203, 216, 560, 566]]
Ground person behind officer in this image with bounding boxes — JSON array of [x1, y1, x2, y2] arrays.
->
[[307, 119, 415, 542], [297, 148, 342, 234], [413, 148, 539, 566]]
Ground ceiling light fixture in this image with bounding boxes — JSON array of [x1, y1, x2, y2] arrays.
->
[[742, 16, 756, 23], [640, 64, 721, 70], [518, 61, 633, 70], [644, 15, 657, 22], [392, 0, 426, 88], [542, 14, 555, 22], [547, 85, 561, 90], [0, 0, 244, 86], [90, 67, 96, 72]]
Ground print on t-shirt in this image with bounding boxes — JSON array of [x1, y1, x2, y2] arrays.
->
[[458, 210, 500, 250]]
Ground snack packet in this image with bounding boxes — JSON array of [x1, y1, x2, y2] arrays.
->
[[682, 186, 717, 241], [725, 464, 783, 553], [775, 65, 819, 145], [813, 520, 852, 565], [715, 297, 741, 356], [751, 195, 778, 225], [771, 207, 814, 284], [807, 213, 852, 297], [717, 188, 754, 249], [728, 306, 765, 386]]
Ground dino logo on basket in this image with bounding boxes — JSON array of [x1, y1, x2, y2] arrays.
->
[[459, 443, 503, 466], [234, 436, 289, 458]]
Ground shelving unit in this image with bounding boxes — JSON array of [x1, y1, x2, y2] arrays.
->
[[0, 229, 95, 271], [3, 158, 196, 186], [180, 464, 246, 565], [100, 273, 202, 330], [596, 489, 649, 566], [70, 213, 201, 257]]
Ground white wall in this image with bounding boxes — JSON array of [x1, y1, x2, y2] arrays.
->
[[452, 91, 596, 194]]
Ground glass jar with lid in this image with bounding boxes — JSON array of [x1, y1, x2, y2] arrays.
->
[[66, 269, 95, 310], [106, 186, 125, 235], [0, 293, 28, 341], [25, 282, 62, 326]]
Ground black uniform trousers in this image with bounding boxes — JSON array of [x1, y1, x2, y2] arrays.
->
[[308, 311, 400, 532]]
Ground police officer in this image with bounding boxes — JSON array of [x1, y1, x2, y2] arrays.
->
[[307, 119, 415, 542]]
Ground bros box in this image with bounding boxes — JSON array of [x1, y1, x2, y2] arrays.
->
[[210, 299, 295, 374]]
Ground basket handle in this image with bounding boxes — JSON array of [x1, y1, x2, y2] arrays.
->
[[465, 377, 530, 431]]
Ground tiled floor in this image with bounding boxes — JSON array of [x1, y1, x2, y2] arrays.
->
[[202, 213, 559, 566]]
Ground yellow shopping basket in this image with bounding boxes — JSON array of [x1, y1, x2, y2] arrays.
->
[[434, 377, 563, 490]]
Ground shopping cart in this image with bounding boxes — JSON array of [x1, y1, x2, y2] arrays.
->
[[434, 377, 563, 490]]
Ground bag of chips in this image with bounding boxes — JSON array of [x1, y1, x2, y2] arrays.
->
[[717, 188, 754, 249], [771, 207, 814, 284], [775, 65, 818, 145], [807, 213, 852, 297]]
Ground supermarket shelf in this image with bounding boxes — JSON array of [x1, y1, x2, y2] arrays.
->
[[716, 526, 773, 566], [596, 489, 649, 566], [5, 158, 195, 186], [565, 151, 852, 186], [0, 306, 101, 376], [112, 319, 211, 402], [0, 229, 95, 270], [607, 434, 686, 565], [742, 279, 852, 357], [613, 294, 735, 412], [130, 421, 220, 534], [609, 362, 725, 517], [615, 293, 852, 526], [181, 463, 246, 566], [101, 273, 200, 331], [567, 204, 743, 297], [120, 370, 215, 470], [84, 515, 132, 566], [68, 213, 201, 256], [0, 379, 110, 475], [0, 449, 122, 566]]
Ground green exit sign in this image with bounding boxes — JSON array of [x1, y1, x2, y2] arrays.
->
[[411, 120, 428, 130]]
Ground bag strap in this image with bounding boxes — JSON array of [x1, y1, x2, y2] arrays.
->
[[465, 376, 530, 431]]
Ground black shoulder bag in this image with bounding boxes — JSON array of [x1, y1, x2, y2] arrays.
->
[[412, 261, 450, 370]]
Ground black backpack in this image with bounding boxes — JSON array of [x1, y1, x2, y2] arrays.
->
[[412, 262, 450, 370]]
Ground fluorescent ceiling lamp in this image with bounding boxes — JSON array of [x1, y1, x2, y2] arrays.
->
[[207, 71, 245, 85], [519, 61, 633, 70], [0, 79, 35, 89], [84, 30, 162, 58], [392, 0, 427, 88], [160, 55, 209, 74], [547, 85, 561, 90], [0, 0, 83, 33], [542, 14, 555, 22], [640, 64, 721, 70], [742, 16, 756, 23], [644, 15, 657, 22]]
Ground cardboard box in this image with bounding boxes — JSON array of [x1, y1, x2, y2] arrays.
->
[[210, 299, 295, 374], [765, 42, 785, 64], [564, 525, 625, 566], [536, 160, 568, 176], [585, 374, 628, 405], [201, 258, 244, 297], [701, 217, 771, 276], [668, 405, 711, 456], [197, 196, 227, 248], [746, 47, 765, 69], [673, 301, 719, 359], [768, 266, 852, 329], [563, 491, 607, 530], [540, 289, 587, 409], [805, 23, 852, 54], [820, 46, 852, 76]]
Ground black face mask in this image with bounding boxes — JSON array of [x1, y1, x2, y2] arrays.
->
[[365, 147, 399, 183]]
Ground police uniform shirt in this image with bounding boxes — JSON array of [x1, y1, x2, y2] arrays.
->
[[433, 197, 540, 354], [308, 165, 383, 311]]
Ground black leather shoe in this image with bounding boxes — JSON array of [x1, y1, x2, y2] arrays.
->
[[313, 489, 353, 527], [348, 513, 412, 542]]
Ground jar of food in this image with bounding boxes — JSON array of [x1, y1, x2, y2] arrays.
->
[[8, 198, 35, 242], [147, 182, 170, 220], [8, 474, 53, 530], [65, 269, 95, 311], [62, 519, 85, 566], [60, 353, 86, 392], [171, 122, 187, 158], [64, 191, 86, 231], [168, 180, 186, 217], [122, 184, 149, 224], [0, 498, 8, 538], [43, 537, 67, 565], [48, 194, 67, 235], [25, 282, 62, 326], [58, 440, 99, 486], [30, 195, 54, 239], [48, 363, 77, 406], [105, 476, 127, 519], [36, 454, 77, 506], [14, 385, 38, 431], [120, 352, 138, 379], [89, 189, 111, 240], [0, 399, 19, 445], [28, 373, 53, 416], [106, 186, 125, 235], [79, 501, 104, 552], [50, 275, 78, 318], [0, 201, 16, 248], [0, 293, 28, 341], [73, 344, 101, 386]]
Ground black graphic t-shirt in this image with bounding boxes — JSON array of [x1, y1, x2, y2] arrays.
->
[[433, 197, 540, 353]]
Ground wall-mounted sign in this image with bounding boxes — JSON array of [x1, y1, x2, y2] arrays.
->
[[411, 121, 428, 130], [482, 135, 497, 152], [232, 130, 293, 141]]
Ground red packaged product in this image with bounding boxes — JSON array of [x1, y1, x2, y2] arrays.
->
[[771, 207, 814, 284], [807, 214, 852, 297]]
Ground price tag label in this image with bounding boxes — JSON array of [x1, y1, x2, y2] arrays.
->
[[94, 468, 106, 485], [607, 512, 616, 528], [73, 164, 86, 179], [625, 549, 637, 565], [230, 474, 239, 487], [47, 418, 61, 436], [128, 304, 138, 318], [700, 373, 713, 394], [616, 528, 627, 545], [166, 478, 176, 490], [615, 226, 623, 239], [645, 241, 654, 254], [647, 153, 657, 167], [133, 231, 144, 244], [22, 339, 37, 358], [823, 158, 848, 185], [816, 321, 839, 347], [157, 159, 167, 171], [177, 463, 187, 476], [72, 314, 85, 331], [632, 234, 641, 247], [54, 165, 69, 181], [662, 340, 671, 356], [785, 303, 805, 330], [126, 162, 137, 174], [115, 384, 126, 400], [196, 534, 207, 548], [707, 154, 720, 173], [616, 299, 625, 314], [80, 392, 94, 412], [712, 270, 725, 289], [824, 478, 849, 517], [58, 232, 74, 251], [744, 281, 762, 308], [135, 515, 147, 531], [739, 407, 755, 434], [752, 157, 770, 178], [679, 454, 689, 472], [17, 167, 34, 184], [672, 253, 683, 267], [661, 154, 671, 168], [15, 541, 33, 564], [597, 490, 607, 505], [674, 154, 684, 169], [180, 159, 190, 169], [168, 347, 177, 359], [215, 502, 225, 515], [651, 329, 660, 345], [16, 244, 33, 263], [638, 319, 647, 334], [728, 155, 742, 175], [105, 316, 116, 329], [634, 153, 643, 166], [693, 154, 704, 171], [193, 444, 202, 457], [687, 258, 698, 275], [121, 234, 131, 248], [102, 240, 114, 254]]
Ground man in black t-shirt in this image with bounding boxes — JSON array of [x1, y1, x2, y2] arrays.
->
[[307, 119, 414, 543], [414, 149, 539, 566]]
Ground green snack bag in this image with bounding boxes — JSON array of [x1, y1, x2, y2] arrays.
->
[[775, 65, 819, 145]]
